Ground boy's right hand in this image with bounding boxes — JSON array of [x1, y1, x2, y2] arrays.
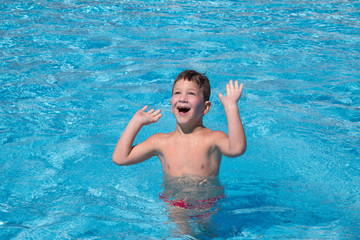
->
[[134, 106, 162, 126], [218, 80, 243, 107]]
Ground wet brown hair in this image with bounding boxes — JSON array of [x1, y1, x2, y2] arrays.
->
[[172, 70, 211, 101]]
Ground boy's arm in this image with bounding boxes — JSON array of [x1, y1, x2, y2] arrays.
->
[[112, 106, 162, 166], [217, 80, 247, 157]]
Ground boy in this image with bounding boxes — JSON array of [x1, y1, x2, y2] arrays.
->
[[112, 70, 246, 177]]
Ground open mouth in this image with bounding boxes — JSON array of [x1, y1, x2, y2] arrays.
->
[[178, 107, 190, 113]]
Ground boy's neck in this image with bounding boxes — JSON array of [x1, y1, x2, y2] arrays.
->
[[175, 122, 205, 135]]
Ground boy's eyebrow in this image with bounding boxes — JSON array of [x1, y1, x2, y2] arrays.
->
[[173, 88, 199, 94], [173, 86, 199, 91]]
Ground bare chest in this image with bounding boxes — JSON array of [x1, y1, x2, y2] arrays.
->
[[157, 137, 221, 177]]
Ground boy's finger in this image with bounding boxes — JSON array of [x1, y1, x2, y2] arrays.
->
[[151, 113, 162, 122], [142, 105, 149, 111], [234, 80, 239, 90], [226, 83, 230, 95], [153, 109, 161, 116], [229, 80, 234, 91], [239, 83, 244, 94], [147, 109, 155, 114], [156, 113, 162, 120]]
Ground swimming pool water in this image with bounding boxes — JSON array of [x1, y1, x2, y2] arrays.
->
[[1, 0, 359, 239]]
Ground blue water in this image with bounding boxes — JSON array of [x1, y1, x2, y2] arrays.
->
[[1, 0, 360, 239]]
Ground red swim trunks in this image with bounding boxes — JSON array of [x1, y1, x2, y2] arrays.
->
[[159, 193, 225, 210]]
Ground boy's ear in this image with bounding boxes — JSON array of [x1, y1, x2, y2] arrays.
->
[[170, 99, 173, 113], [203, 101, 211, 115]]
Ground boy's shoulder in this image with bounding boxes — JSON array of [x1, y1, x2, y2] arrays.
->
[[146, 132, 176, 149], [204, 129, 228, 140], [147, 132, 172, 141], [199, 127, 226, 136], [198, 129, 230, 148], [195, 128, 228, 143]]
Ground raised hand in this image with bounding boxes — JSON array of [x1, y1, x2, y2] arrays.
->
[[134, 105, 162, 126], [218, 80, 243, 107]]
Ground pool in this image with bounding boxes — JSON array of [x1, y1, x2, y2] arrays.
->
[[1, 0, 359, 238]]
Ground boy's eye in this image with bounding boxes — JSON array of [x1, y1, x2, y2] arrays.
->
[[174, 91, 181, 95], [188, 92, 196, 95]]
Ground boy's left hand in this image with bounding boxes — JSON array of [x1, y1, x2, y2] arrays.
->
[[219, 80, 243, 106]]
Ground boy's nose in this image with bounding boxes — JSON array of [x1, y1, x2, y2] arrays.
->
[[179, 94, 188, 102]]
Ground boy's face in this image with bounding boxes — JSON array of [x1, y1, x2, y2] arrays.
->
[[171, 79, 211, 127]]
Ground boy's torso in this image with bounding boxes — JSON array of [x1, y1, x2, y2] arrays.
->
[[152, 127, 224, 177]]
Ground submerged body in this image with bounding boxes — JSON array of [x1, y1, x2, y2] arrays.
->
[[160, 173, 225, 237], [161, 173, 224, 206]]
